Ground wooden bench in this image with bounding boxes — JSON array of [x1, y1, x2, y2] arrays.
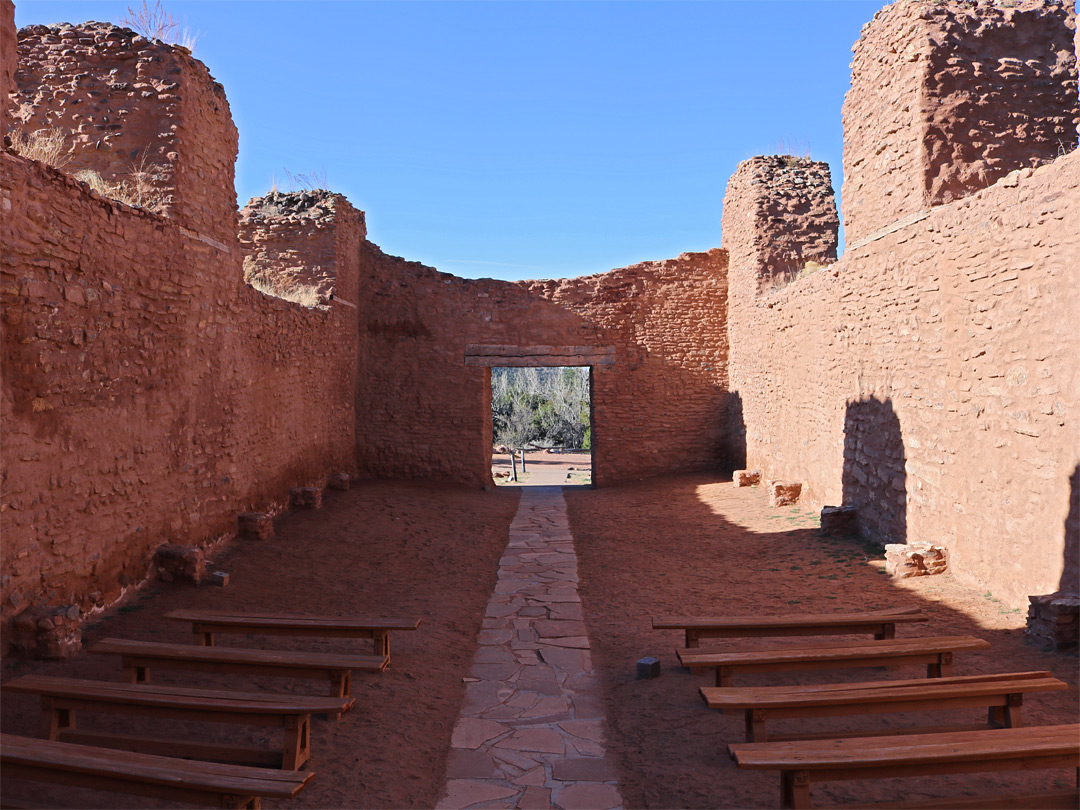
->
[[0, 733, 314, 809], [164, 609, 421, 659], [4, 675, 354, 770], [90, 637, 387, 705], [677, 635, 990, 687], [729, 723, 1080, 809], [653, 607, 929, 648], [701, 670, 1067, 742]]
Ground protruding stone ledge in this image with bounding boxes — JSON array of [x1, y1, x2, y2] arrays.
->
[[820, 505, 858, 535], [884, 542, 947, 579], [768, 480, 802, 507], [734, 470, 761, 487], [290, 486, 323, 510], [1026, 592, 1079, 652], [11, 604, 82, 660], [154, 543, 206, 584], [237, 512, 274, 541]]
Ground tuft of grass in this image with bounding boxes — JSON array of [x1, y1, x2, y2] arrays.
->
[[72, 151, 166, 211], [9, 128, 70, 168], [246, 270, 324, 309], [119, 1, 200, 50]]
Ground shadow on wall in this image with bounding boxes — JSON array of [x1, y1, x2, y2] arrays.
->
[[1061, 464, 1079, 595], [842, 396, 906, 545], [725, 391, 746, 473]]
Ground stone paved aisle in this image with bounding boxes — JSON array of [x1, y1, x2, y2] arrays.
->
[[436, 487, 624, 810]]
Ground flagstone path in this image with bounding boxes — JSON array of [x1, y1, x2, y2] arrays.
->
[[436, 487, 624, 810]]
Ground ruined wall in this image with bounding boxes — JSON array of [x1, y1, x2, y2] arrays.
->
[[355, 247, 730, 487], [842, 0, 1078, 244], [0, 0, 15, 136], [1, 26, 360, 643]]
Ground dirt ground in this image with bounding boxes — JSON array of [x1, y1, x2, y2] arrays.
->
[[492, 450, 592, 487], [565, 474, 1079, 809], [1, 481, 520, 810], [1, 473, 1076, 809]]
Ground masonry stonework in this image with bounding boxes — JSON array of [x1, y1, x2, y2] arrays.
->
[[842, 0, 1078, 244]]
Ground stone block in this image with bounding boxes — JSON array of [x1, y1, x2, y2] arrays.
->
[[1025, 592, 1079, 652], [636, 656, 661, 679], [734, 469, 761, 487], [154, 542, 206, 584], [237, 512, 274, 541], [327, 472, 350, 491], [884, 543, 947, 579], [820, 505, 858, 535], [10, 604, 82, 660], [290, 486, 323, 510], [768, 480, 801, 507], [208, 571, 229, 588]]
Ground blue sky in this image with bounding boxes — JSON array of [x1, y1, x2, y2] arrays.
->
[[15, 1, 888, 280]]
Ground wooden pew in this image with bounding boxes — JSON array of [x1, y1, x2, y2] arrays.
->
[[700, 671, 1067, 742], [90, 638, 387, 703], [4, 675, 354, 769], [729, 723, 1080, 809], [677, 635, 990, 686], [653, 607, 929, 648], [165, 610, 421, 659], [1, 734, 314, 809]]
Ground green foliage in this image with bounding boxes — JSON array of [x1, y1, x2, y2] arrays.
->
[[492, 367, 590, 449]]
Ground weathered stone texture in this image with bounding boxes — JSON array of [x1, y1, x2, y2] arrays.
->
[[9, 604, 82, 660], [720, 156, 837, 292], [725, 151, 1080, 607], [767, 481, 802, 508], [0, 0, 15, 136], [355, 247, 731, 487], [733, 470, 760, 487], [842, 0, 1078, 244], [885, 542, 947, 579], [1026, 592, 1079, 651], [154, 542, 206, 584], [12, 22, 239, 242], [237, 512, 274, 542], [819, 505, 858, 536]]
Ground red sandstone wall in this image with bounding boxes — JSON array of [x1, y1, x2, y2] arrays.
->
[[0, 26, 361, 643], [842, 0, 1078, 244], [355, 246, 730, 487], [727, 151, 1080, 607], [12, 22, 238, 241], [0, 0, 15, 136]]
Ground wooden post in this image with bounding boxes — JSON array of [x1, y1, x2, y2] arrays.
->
[[511, 452, 518, 482], [520, 449, 526, 472]]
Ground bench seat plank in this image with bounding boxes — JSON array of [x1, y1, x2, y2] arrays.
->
[[679, 635, 989, 686], [90, 638, 388, 671], [4, 675, 355, 714], [730, 723, 1080, 770], [653, 608, 928, 646], [1, 734, 312, 807], [702, 672, 1065, 742]]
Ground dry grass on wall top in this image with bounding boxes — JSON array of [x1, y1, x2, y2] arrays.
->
[[243, 257, 326, 309]]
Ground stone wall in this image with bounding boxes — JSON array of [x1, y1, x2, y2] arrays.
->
[[842, 0, 1078, 244], [0, 0, 15, 136], [725, 150, 1080, 606], [0, 25, 361, 646], [355, 246, 730, 487]]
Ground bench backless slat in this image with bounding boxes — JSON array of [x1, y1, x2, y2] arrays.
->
[[90, 638, 387, 669], [678, 635, 990, 687], [730, 725, 1080, 809], [1, 734, 313, 805], [702, 672, 1066, 742], [164, 610, 420, 657], [653, 608, 928, 646]]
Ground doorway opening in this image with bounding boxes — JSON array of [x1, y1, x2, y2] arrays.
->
[[490, 366, 593, 487]]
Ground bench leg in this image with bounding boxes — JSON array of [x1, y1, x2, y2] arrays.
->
[[745, 709, 768, 743], [927, 651, 953, 678], [873, 622, 896, 640], [716, 666, 733, 688], [686, 630, 700, 649], [195, 629, 214, 646], [328, 670, 350, 719], [40, 701, 75, 741], [372, 630, 390, 658], [282, 715, 310, 770], [781, 771, 813, 809], [220, 797, 259, 809], [122, 659, 150, 684], [989, 694, 1024, 728]]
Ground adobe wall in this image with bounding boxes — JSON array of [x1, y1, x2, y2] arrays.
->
[[355, 246, 730, 487], [842, 0, 1077, 244], [1, 24, 361, 643], [11, 21, 238, 242]]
